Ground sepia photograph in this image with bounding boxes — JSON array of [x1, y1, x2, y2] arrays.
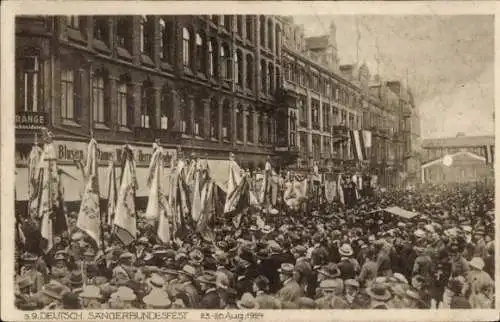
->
[[1, 1, 497, 320]]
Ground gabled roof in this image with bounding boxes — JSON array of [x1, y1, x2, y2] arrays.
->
[[305, 35, 329, 50], [422, 135, 494, 148], [421, 151, 486, 169]]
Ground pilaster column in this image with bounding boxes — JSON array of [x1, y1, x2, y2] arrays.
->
[[153, 16, 161, 68], [202, 98, 211, 138], [171, 89, 181, 132], [243, 105, 248, 144], [108, 75, 118, 130], [153, 86, 162, 129], [131, 82, 141, 128], [218, 98, 223, 142], [187, 95, 195, 136]]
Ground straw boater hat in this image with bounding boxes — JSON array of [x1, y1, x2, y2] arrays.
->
[[143, 291, 171, 309], [21, 252, 38, 262], [79, 285, 102, 300], [54, 251, 67, 262], [111, 286, 136, 302], [366, 284, 392, 302], [148, 273, 165, 288], [41, 281, 68, 301], [236, 293, 260, 309], [261, 225, 274, 234], [277, 263, 295, 275], [345, 279, 360, 289], [179, 265, 197, 278], [71, 232, 84, 241], [393, 273, 409, 285], [339, 243, 354, 257], [319, 279, 340, 291], [468, 257, 485, 270], [317, 263, 341, 279]]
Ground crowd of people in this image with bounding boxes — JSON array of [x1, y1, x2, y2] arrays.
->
[[14, 180, 495, 310]]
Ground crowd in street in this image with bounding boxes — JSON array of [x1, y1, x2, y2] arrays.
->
[[15, 180, 495, 310]]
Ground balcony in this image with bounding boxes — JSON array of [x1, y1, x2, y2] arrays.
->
[[134, 126, 182, 144]]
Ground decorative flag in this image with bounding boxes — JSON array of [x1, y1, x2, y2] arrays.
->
[[324, 179, 337, 203], [144, 142, 164, 221], [484, 144, 494, 164], [28, 137, 43, 219], [38, 130, 67, 253], [157, 196, 172, 244], [224, 158, 243, 213], [76, 138, 102, 248], [350, 130, 366, 161], [196, 168, 216, 234], [362, 130, 372, 148], [337, 174, 344, 204], [191, 165, 203, 222], [106, 161, 117, 226], [113, 145, 138, 246]]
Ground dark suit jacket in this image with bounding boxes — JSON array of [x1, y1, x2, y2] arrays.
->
[[199, 289, 221, 309]]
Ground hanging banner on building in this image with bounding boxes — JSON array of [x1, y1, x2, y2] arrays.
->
[[16, 140, 177, 167], [15, 111, 48, 129]]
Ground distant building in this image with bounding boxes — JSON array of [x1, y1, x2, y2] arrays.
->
[[420, 135, 494, 184]]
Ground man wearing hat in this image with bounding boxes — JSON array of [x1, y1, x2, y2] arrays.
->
[[108, 286, 137, 309], [343, 279, 360, 307], [112, 252, 136, 284], [449, 240, 470, 278], [315, 279, 348, 309], [79, 285, 104, 309], [277, 263, 302, 304], [292, 245, 312, 294], [197, 271, 222, 309], [50, 251, 70, 283], [261, 241, 285, 294], [213, 250, 234, 288], [253, 275, 281, 309], [36, 280, 69, 309], [177, 264, 200, 308], [466, 257, 493, 298], [366, 283, 392, 309], [337, 243, 358, 280], [19, 252, 45, 295]]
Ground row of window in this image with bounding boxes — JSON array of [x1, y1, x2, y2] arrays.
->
[[58, 66, 278, 144], [284, 60, 364, 110], [295, 97, 362, 131]]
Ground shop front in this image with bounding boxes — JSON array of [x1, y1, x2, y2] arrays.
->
[[15, 139, 177, 205]]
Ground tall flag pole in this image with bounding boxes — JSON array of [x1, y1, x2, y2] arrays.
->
[[113, 144, 138, 246], [28, 133, 43, 220], [106, 160, 117, 227], [144, 139, 164, 221], [76, 136, 102, 249], [38, 129, 66, 253]]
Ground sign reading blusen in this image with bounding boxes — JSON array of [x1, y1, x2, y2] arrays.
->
[[17, 140, 176, 167]]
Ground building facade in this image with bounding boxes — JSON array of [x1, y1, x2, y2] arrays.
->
[[420, 135, 494, 184], [15, 15, 283, 203], [279, 17, 413, 188]]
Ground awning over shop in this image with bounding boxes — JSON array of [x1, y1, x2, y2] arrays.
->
[[383, 206, 419, 219]]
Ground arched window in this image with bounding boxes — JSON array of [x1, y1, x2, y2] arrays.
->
[[210, 97, 219, 139], [117, 75, 130, 128], [246, 106, 254, 143], [140, 16, 154, 57], [222, 100, 231, 141], [93, 17, 109, 45], [235, 50, 242, 86], [260, 59, 267, 93], [267, 19, 273, 50], [208, 38, 216, 77], [194, 98, 204, 137], [246, 54, 253, 90], [236, 105, 244, 142], [92, 69, 108, 125], [182, 27, 191, 68], [159, 18, 173, 63], [268, 63, 274, 94], [259, 16, 266, 47], [180, 95, 191, 134], [246, 16, 254, 42], [141, 81, 154, 128], [195, 32, 205, 73], [236, 16, 243, 37], [220, 43, 231, 80], [275, 24, 281, 55], [61, 67, 81, 122]]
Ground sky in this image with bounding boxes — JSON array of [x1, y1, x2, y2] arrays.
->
[[291, 15, 494, 139]]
